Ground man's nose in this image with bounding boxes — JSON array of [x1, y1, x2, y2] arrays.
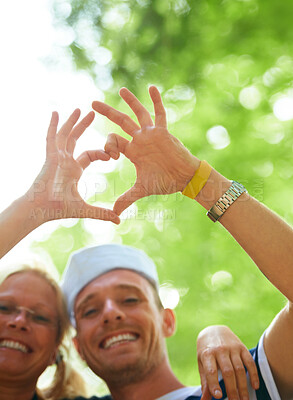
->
[[7, 310, 30, 331], [102, 299, 124, 324]]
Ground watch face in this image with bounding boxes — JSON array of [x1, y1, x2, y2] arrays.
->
[[207, 181, 247, 222]]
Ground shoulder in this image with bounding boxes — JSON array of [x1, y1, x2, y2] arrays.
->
[[251, 332, 281, 400]]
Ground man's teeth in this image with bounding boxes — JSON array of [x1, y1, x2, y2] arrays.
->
[[103, 333, 137, 349], [0, 340, 29, 353]]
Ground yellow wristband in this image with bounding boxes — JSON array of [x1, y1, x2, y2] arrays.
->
[[182, 160, 212, 199]]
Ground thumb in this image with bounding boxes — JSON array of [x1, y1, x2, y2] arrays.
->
[[77, 149, 110, 169], [113, 183, 146, 216], [105, 133, 129, 160], [76, 203, 120, 224]]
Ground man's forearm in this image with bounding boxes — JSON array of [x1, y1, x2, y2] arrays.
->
[[195, 167, 293, 302], [93, 85, 293, 300]]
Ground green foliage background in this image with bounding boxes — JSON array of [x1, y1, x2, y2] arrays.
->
[[34, 0, 293, 389]]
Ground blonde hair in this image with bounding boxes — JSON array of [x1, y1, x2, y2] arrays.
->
[[38, 348, 88, 400], [1, 265, 87, 400]]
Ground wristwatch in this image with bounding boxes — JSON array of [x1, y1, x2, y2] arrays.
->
[[207, 181, 247, 222]]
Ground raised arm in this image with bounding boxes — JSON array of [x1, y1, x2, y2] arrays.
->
[[92, 86, 293, 304], [0, 109, 119, 259], [92, 86, 293, 398]]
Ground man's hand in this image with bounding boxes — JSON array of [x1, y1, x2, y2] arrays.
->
[[92, 86, 199, 215], [197, 326, 259, 400], [26, 109, 120, 224]]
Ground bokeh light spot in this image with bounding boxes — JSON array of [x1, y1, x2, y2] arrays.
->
[[102, 5, 130, 29], [273, 97, 293, 121], [159, 285, 180, 309], [253, 161, 274, 178], [210, 271, 233, 290], [206, 126, 230, 149], [239, 86, 261, 110]]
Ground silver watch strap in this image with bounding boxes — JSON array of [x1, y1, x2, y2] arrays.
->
[[207, 181, 247, 222]]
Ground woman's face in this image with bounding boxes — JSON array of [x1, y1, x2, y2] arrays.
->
[[0, 271, 59, 383]]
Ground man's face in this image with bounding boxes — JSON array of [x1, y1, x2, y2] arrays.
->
[[74, 269, 174, 386]]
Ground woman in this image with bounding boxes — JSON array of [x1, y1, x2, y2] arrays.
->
[[0, 266, 87, 400], [0, 108, 115, 399]]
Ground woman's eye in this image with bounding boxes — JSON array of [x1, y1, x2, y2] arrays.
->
[[0, 304, 11, 313], [33, 314, 51, 324]]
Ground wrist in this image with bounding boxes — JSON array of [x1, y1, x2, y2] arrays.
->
[[182, 160, 212, 198], [179, 155, 200, 192], [16, 195, 47, 227], [195, 169, 232, 210], [207, 181, 247, 222]]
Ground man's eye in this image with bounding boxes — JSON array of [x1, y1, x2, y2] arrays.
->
[[83, 308, 99, 317], [123, 297, 139, 304]]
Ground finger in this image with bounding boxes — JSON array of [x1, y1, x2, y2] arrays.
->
[[201, 353, 223, 399], [201, 386, 213, 400], [76, 150, 111, 169], [149, 86, 167, 128], [230, 353, 249, 400], [198, 362, 214, 400], [241, 349, 259, 390], [46, 111, 59, 157], [119, 87, 154, 127], [66, 111, 95, 155], [104, 133, 129, 159], [75, 203, 120, 224], [113, 184, 146, 216], [57, 108, 81, 151], [92, 101, 140, 137], [217, 354, 239, 400]]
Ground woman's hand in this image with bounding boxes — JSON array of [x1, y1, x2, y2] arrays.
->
[[197, 325, 259, 400], [26, 109, 119, 224]]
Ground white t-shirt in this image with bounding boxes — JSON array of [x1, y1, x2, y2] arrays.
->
[[156, 332, 280, 400]]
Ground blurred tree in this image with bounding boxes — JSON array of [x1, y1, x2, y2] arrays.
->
[[34, 0, 293, 388]]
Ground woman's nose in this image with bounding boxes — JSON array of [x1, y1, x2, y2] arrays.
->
[[7, 310, 30, 331]]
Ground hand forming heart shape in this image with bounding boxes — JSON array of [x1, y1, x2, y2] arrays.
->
[[26, 109, 120, 225], [92, 86, 200, 216], [26, 86, 199, 226]]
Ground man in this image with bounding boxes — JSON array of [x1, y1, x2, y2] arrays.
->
[[60, 86, 293, 400], [62, 244, 258, 400]]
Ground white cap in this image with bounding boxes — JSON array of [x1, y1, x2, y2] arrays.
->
[[61, 244, 159, 326]]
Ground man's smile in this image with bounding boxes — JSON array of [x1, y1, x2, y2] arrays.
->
[[100, 332, 139, 349]]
